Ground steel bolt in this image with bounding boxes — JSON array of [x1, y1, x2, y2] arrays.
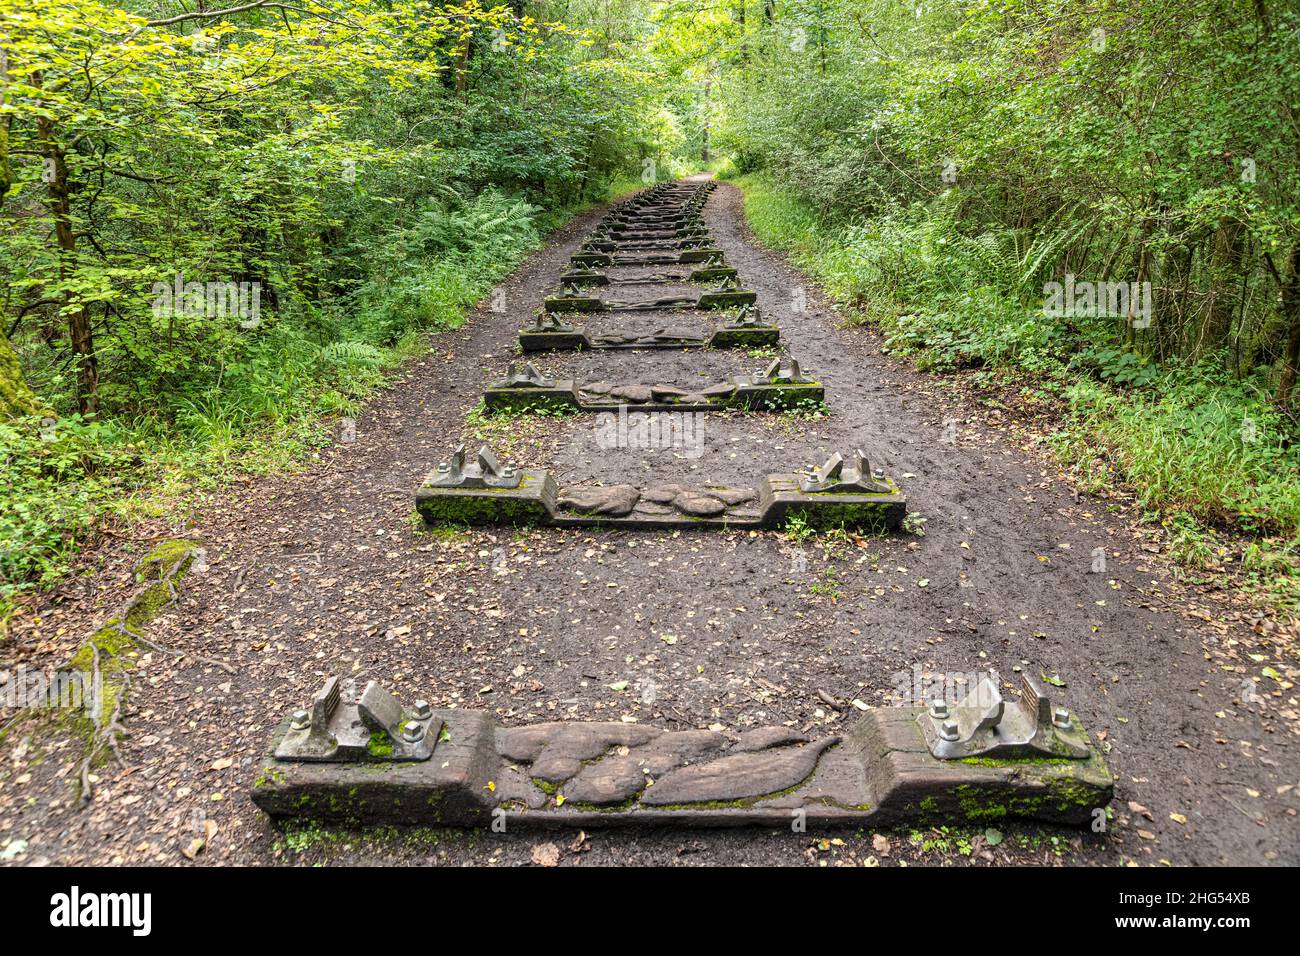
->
[[940, 719, 960, 741], [290, 710, 311, 731], [1052, 707, 1072, 730], [873, 468, 885, 480], [400, 720, 424, 742], [929, 700, 949, 719], [412, 700, 432, 720], [436, 462, 450, 474]]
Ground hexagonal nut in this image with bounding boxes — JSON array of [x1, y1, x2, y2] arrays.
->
[[412, 700, 432, 720], [1052, 707, 1072, 729], [400, 720, 424, 743], [929, 700, 949, 719], [290, 710, 311, 731], [939, 719, 960, 741]]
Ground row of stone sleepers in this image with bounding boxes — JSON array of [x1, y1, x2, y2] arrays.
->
[[415, 178, 908, 530], [249, 181, 1114, 831], [522, 181, 777, 352]]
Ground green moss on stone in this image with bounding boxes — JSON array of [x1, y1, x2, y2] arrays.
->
[[416, 487, 548, 527], [784, 506, 892, 535], [0, 332, 41, 419], [367, 730, 395, 758]]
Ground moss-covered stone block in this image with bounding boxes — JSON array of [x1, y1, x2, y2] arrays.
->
[[707, 326, 780, 349], [730, 382, 824, 411], [482, 384, 581, 413], [543, 296, 606, 313], [519, 330, 590, 352], [415, 470, 557, 527], [760, 475, 907, 532], [698, 290, 758, 309]]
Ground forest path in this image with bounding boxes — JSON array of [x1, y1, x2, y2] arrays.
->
[[3, 180, 1294, 867]]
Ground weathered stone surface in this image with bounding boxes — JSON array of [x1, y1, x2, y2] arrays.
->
[[562, 756, 649, 805], [582, 381, 613, 395], [650, 385, 689, 399], [635, 730, 728, 771], [673, 494, 728, 517], [561, 730, 729, 805], [640, 737, 839, 805], [733, 727, 809, 753], [642, 484, 688, 504], [557, 485, 640, 516], [701, 382, 737, 398], [638, 486, 758, 516], [609, 384, 654, 403], [653, 327, 698, 340], [527, 723, 660, 782], [498, 723, 566, 762], [708, 488, 756, 506]]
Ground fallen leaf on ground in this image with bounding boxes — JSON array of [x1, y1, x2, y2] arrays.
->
[[531, 843, 561, 867]]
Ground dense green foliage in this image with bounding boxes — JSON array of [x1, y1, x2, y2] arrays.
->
[[664, 0, 1300, 393], [645, 0, 1299, 599], [0, 0, 680, 608]]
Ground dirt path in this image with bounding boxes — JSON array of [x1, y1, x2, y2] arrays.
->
[[2, 180, 1295, 867]]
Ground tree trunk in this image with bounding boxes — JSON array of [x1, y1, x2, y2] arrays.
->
[[701, 74, 711, 162], [0, 327, 40, 420], [1199, 217, 1246, 362], [1276, 245, 1300, 406], [736, 1, 747, 63], [37, 112, 99, 417]]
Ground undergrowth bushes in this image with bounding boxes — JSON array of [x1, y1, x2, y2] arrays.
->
[[731, 171, 1300, 605], [0, 179, 640, 617]]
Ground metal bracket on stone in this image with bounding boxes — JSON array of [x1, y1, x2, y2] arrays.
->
[[427, 444, 522, 490], [677, 247, 724, 263], [559, 268, 610, 287], [721, 358, 823, 410], [498, 362, 554, 390], [544, 288, 607, 313], [754, 357, 811, 385], [531, 312, 575, 333], [519, 313, 590, 352], [273, 677, 438, 763], [484, 365, 579, 412], [690, 264, 738, 282], [698, 281, 757, 309], [705, 306, 780, 349], [918, 673, 1092, 761], [726, 305, 765, 328], [800, 449, 893, 495]]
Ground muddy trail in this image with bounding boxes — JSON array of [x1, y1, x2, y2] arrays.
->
[[1, 178, 1295, 867]]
